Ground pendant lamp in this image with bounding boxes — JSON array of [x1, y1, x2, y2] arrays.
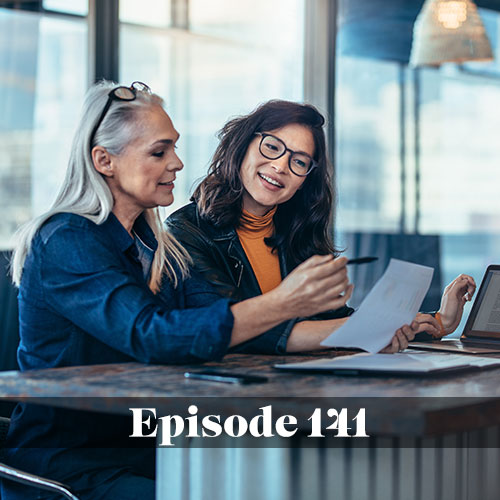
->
[[410, 0, 493, 66]]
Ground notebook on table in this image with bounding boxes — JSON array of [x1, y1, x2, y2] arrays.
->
[[409, 265, 500, 355], [274, 352, 500, 377]]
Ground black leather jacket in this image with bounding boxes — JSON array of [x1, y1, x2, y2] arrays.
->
[[166, 202, 354, 354]]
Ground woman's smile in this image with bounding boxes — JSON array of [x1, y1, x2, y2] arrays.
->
[[158, 178, 175, 189], [257, 172, 284, 190]]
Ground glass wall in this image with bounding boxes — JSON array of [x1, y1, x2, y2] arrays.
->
[[0, 0, 305, 247], [43, 0, 88, 16], [5, 0, 499, 336], [335, 0, 500, 331], [120, 0, 305, 215], [0, 7, 87, 249]]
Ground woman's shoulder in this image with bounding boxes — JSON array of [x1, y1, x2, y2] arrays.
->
[[30, 213, 127, 274], [166, 202, 199, 227], [167, 202, 231, 242], [23, 214, 111, 280], [37, 213, 101, 245], [43, 212, 96, 229], [34, 213, 120, 259]]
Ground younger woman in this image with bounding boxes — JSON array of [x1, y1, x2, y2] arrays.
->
[[167, 100, 475, 352]]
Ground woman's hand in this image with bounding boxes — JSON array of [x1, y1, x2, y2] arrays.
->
[[412, 313, 442, 338], [407, 275, 476, 339], [379, 321, 419, 353], [411, 275, 476, 339], [438, 274, 476, 336], [229, 255, 352, 348], [271, 255, 353, 319]]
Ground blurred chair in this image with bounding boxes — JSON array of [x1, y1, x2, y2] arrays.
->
[[0, 251, 19, 372], [341, 232, 442, 311], [0, 251, 19, 418], [0, 417, 79, 500]]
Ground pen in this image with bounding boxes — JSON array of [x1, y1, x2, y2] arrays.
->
[[346, 257, 378, 265]]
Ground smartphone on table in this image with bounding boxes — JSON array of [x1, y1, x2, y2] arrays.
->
[[184, 370, 268, 384]]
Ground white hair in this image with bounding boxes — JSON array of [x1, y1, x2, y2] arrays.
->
[[12, 80, 191, 291]]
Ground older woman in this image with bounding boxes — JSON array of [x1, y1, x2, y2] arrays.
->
[[3, 83, 356, 500], [167, 100, 476, 351]]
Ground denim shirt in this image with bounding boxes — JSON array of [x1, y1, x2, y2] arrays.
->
[[2, 211, 234, 500], [17, 211, 234, 369]]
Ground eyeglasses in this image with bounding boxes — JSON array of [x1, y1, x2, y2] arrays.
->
[[89, 81, 151, 149], [255, 132, 317, 177]]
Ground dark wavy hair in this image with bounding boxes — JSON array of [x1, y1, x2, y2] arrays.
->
[[192, 99, 337, 267]]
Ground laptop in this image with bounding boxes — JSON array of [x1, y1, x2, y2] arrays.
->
[[409, 264, 500, 354]]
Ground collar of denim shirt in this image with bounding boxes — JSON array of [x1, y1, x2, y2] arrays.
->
[[104, 212, 159, 255]]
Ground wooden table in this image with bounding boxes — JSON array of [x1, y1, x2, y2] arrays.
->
[[1, 352, 500, 500]]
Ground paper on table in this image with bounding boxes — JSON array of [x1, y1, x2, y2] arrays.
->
[[321, 259, 434, 353], [274, 352, 500, 373]]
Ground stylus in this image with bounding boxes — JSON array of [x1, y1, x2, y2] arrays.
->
[[347, 257, 378, 265]]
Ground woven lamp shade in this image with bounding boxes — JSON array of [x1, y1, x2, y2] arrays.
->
[[410, 0, 493, 66]]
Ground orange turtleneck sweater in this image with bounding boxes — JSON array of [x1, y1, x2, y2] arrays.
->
[[236, 207, 282, 293]]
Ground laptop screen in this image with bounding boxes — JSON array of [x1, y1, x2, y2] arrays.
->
[[463, 265, 500, 340]]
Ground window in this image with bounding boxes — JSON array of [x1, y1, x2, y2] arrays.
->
[[1, 0, 305, 246], [120, 0, 305, 215], [119, 0, 171, 28], [43, 0, 88, 16], [335, 0, 500, 331], [0, 7, 87, 248]]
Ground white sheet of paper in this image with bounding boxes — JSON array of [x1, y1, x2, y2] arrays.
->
[[320, 259, 434, 353], [275, 352, 500, 373]]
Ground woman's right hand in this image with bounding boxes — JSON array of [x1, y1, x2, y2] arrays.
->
[[438, 274, 476, 335], [270, 255, 353, 318]]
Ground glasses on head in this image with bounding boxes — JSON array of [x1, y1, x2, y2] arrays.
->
[[255, 132, 317, 177], [89, 81, 151, 149]]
